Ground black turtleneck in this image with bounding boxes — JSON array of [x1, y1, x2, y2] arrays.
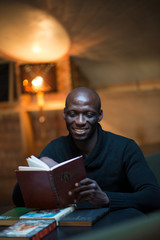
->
[[12, 124, 160, 213]]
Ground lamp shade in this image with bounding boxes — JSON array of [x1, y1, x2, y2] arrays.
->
[[0, 2, 70, 62]]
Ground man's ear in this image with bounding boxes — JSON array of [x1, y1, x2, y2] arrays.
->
[[63, 108, 66, 120], [98, 109, 103, 122]]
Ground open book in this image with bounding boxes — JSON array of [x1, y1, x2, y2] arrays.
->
[[15, 155, 86, 209], [18, 155, 82, 171]]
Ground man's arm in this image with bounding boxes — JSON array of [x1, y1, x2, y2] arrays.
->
[[70, 176, 160, 212], [69, 141, 160, 212], [40, 157, 58, 168], [12, 182, 25, 207]]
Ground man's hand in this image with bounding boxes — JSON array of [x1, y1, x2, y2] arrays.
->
[[69, 178, 110, 207]]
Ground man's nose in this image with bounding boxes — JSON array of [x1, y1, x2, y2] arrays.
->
[[76, 114, 86, 125]]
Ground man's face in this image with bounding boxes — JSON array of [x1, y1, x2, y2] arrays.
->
[[63, 92, 102, 142]]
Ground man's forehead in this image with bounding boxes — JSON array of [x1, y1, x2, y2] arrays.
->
[[68, 92, 97, 106], [65, 88, 101, 111], [72, 93, 91, 103], [66, 96, 99, 112]]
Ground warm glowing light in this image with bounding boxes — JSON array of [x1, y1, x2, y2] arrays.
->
[[33, 45, 40, 53], [0, 3, 71, 62], [32, 76, 43, 87], [31, 76, 43, 92], [23, 79, 28, 87], [37, 91, 44, 107]]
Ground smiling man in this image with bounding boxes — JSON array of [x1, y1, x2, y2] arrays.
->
[[13, 87, 160, 223], [63, 87, 103, 155]]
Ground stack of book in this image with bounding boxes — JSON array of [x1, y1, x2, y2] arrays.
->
[[0, 206, 75, 239], [0, 206, 75, 226], [0, 206, 109, 227]]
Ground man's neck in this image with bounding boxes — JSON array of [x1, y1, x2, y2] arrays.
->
[[74, 129, 98, 156]]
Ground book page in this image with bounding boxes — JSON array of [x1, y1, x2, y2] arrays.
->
[[18, 166, 47, 171], [26, 155, 50, 170], [18, 155, 83, 171]]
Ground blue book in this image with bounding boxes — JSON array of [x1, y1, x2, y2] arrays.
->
[[59, 207, 109, 226], [19, 206, 75, 224]]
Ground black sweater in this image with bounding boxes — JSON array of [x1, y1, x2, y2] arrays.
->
[[13, 124, 160, 213]]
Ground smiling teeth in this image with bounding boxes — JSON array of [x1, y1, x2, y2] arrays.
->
[[75, 129, 85, 132]]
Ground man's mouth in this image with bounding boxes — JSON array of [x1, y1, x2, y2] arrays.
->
[[73, 128, 87, 134]]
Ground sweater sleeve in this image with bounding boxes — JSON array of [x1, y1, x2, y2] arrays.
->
[[105, 141, 160, 213], [12, 182, 25, 207]]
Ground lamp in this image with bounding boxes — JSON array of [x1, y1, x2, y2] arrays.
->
[[20, 63, 57, 123]]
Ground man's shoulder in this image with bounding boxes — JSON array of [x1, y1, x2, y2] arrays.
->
[[101, 129, 140, 155], [102, 128, 131, 141], [101, 127, 135, 147]]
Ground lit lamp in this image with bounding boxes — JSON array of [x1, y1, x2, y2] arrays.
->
[[20, 63, 57, 123], [32, 76, 45, 123]]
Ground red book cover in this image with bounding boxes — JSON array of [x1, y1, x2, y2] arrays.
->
[[15, 156, 86, 209]]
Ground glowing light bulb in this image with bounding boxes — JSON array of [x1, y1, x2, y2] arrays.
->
[[32, 76, 43, 87], [31, 76, 43, 92]]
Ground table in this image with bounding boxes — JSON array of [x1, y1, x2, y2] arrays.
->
[[0, 208, 149, 240], [44, 208, 146, 240]]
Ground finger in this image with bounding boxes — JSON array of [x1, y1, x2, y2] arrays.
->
[[68, 184, 93, 196], [78, 178, 95, 186], [72, 183, 96, 194], [76, 189, 94, 203], [68, 182, 95, 197]]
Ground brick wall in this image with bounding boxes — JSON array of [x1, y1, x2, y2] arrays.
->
[[0, 113, 24, 206], [0, 110, 68, 206], [29, 110, 68, 157]]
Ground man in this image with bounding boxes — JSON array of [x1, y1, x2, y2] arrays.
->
[[13, 87, 160, 223]]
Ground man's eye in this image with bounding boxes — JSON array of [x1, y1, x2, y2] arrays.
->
[[68, 112, 76, 117], [86, 113, 94, 118]]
